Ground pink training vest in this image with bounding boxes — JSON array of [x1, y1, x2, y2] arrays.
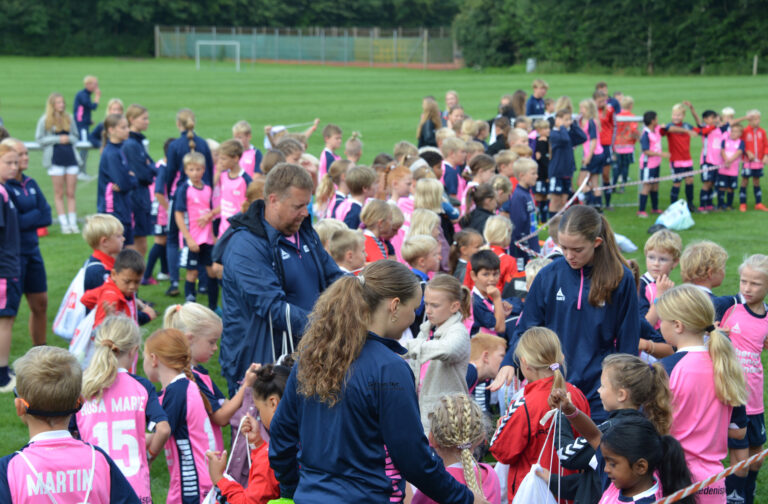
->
[[720, 303, 768, 414], [639, 126, 662, 169], [216, 172, 250, 237], [581, 119, 604, 161], [719, 137, 743, 176]]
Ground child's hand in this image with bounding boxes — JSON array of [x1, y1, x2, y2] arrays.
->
[[655, 274, 675, 296], [143, 306, 157, 320], [486, 286, 501, 300], [187, 239, 200, 253], [196, 214, 211, 228], [682, 100, 692, 108], [243, 363, 261, 388], [584, 154, 592, 165], [264, 125, 272, 135], [101, 301, 117, 317], [94, 87, 101, 100], [661, 152, 671, 159], [502, 300, 513, 316], [205, 450, 227, 485], [59, 134, 70, 144], [242, 414, 264, 446], [535, 466, 551, 482], [548, 388, 576, 415]]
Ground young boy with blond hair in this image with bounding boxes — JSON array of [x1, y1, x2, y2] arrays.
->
[[0, 346, 139, 502], [440, 136, 467, 199], [232, 120, 262, 176], [328, 229, 366, 274], [680, 240, 737, 320], [526, 79, 549, 116], [639, 229, 683, 328], [318, 123, 342, 180]]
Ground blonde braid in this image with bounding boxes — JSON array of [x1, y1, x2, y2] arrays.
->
[[458, 395, 483, 494]]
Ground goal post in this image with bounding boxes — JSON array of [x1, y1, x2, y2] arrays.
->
[[195, 41, 241, 71]]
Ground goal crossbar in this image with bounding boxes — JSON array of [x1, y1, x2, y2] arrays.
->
[[195, 41, 241, 71]]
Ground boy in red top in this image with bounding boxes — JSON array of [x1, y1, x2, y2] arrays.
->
[[612, 96, 640, 190], [740, 109, 768, 212], [594, 90, 616, 208], [662, 101, 701, 211], [81, 249, 156, 328]]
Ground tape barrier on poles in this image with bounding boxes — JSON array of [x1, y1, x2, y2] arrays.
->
[[512, 165, 723, 257], [652, 446, 768, 503]]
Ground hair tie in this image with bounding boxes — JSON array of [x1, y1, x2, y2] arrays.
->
[[176, 304, 183, 312], [706, 324, 715, 332], [549, 363, 560, 372], [358, 274, 365, 286], [100, 338, 119, 353], [649, 363, 655, 372], [457, 442, 472, 450]]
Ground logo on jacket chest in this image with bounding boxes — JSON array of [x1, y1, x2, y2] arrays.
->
[[556, 288, 565, 301]]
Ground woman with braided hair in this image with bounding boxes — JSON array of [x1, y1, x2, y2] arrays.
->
[[412, 394, 501, 504], [74, 314, 171, 503]]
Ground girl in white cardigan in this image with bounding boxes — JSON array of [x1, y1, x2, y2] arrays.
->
[[402, 274, 471, 434]]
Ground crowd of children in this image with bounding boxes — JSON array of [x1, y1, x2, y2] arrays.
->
[[0, 76, 767, 504]]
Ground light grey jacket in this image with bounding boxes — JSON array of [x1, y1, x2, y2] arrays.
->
[[401, 312, 470, 434], [35, 114, 82, 169]]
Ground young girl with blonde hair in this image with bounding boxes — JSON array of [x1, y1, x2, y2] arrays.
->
[[577, 98, 605, 209], [345, 131, 363, 163], [35, 92, 81, 233], [418, 97, 442, 148], [164, 303, 258, 452], [268, 261, 482, 504], [490, 327, 590, 501], [360, 199, 393, 263], [401, 274, 472, 433], [75, 315, 171, 503], [657, 284, 748, 504], [412, 394, 501, 504], [315, 159, 353, 219]]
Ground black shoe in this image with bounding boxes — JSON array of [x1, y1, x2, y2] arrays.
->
[[165, 284, 180, 297]]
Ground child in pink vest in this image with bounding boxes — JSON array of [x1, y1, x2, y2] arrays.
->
[[657, 285, 748, 504], [720, 254, 768, 504], [144, 328, 217, 504], [412, 394, 500, 504], [232, 120, 262, 176], [174, 152, 219, 310], [318, 124, 342, 181], [717, 123, 745, 210], [213, 140, 252, 237], [75, 315, 171, 503], [0, 346, 139, 503]]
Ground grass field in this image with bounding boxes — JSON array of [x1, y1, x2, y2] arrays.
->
[[1, 56, 768, 502]]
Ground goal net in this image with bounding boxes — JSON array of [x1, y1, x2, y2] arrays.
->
[[195, 41, 241, 71]]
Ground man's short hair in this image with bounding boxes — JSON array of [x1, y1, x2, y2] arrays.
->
[[264, 163, 314, 198]]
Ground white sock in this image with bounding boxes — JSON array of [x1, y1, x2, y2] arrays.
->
[[68, 213, 78, 227], [58, 214, 68, 227]]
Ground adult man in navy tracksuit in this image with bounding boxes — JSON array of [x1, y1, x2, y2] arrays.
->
[[72, 76, 100, 178], [213, 163, 343, 394]]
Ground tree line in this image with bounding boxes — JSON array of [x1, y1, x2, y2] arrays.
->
[[2, 0, 767, 74]]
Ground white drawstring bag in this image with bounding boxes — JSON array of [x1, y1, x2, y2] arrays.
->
[[511, 409, 561, 504], [655, 199, 695, 230], [203, 415, 252, 504]]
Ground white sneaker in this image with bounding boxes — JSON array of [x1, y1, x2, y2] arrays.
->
[[0, 374, 16, 394], [77, 173, 94, 182], [61, 224, 73, 235], [70, 224, 80, 234], [156, 272, 170, 281]]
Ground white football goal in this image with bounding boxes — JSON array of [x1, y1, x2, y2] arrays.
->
[[195, 41, 241, 71]]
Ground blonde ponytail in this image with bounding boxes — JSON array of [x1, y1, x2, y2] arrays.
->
[[428, 394, 487, 495], [177, 108, 196, 152], [656, 285, 747, 407], [81, 315, 141, 400], [163, 302, 222, 337]]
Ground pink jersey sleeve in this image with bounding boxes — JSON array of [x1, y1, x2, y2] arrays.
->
[[720, 304, 768, 414]]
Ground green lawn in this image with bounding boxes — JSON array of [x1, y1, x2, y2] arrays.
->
[[1, 56, 767, 502]]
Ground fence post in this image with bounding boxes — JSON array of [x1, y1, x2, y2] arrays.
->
[[175, 26, 180, 58], [423, 27, 429, 70], [299, 28, 302, 63], [344, 29, 349, 65], [275, 28, 279, 61], [252, 27, 256, 62], [754, 54, 759, 76], [370, 29, 374, 67], [393, 29, 397, 66], [154, 25, 160, 58], [321, 28, 325, 65]]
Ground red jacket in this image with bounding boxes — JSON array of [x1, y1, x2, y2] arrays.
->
[[598, 104, 615, 146], [217, 441, 280, 504], [489, 375, 590, 500], [80, 277, 137, 328], [742, 125, 768, 163], [463, 245, 524, 292]]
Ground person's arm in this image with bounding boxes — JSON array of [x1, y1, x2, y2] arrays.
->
[[488, 395, 530, 465], [568, 122, 588, 146], [208, 363, 259, 426], [615, 272, 641, 355], [267, 370, 301, 498], [165, 145, 179, 197], [34, 116, 62, 146], [123, 142, 154, 186], [549, 388, 602, 449], [683, 101, 701, 126], [174, 189, 198, 252], [487, 286, 506, 334], [404, 321, 469, 364]]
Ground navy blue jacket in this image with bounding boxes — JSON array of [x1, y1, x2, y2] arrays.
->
[[97, 141, 137, 224], [0, 184, 20, 277], [165, 132, 215, 196], [212, 200, 343, 389], [503, 185, 540, 263], [503, 256, 640, 420], [123, 132, 156, 216], [549, 123, 587, 178], [73, 88, 98, 130], [269, 333, 474, 504], [6, 175, 51, 253], [526, 96, 546, 117], [88, 121, 105, 148]]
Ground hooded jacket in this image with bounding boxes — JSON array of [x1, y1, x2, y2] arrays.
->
[[212, 200, 343, 390], [5, 175, 51, 253]]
